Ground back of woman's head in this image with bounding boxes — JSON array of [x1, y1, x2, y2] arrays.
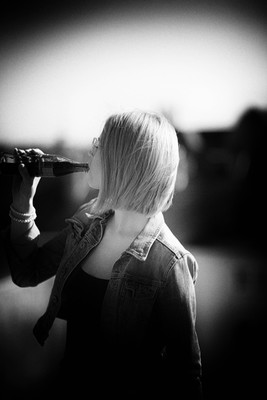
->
[[95, 110, 179, 216]]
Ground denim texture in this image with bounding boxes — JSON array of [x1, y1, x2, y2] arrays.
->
[[4, 200, 202, 397]]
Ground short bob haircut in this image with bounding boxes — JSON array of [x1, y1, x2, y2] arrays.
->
[[93, 110, 179, 216]]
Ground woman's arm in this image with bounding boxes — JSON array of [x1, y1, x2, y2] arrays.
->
[[10, 150, 42, 242], [5, 149, 67, 286], [4, 225, 69, 287]]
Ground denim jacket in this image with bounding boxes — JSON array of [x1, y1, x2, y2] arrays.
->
[[4, 201, 202, 396]]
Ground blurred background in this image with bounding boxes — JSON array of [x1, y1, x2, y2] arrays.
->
[[0, 1, 266, 398]]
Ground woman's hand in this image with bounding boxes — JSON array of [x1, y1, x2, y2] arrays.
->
[[12, 148, 43, 213]]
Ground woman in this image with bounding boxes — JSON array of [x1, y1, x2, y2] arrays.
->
[[6, 110, 202, 398]]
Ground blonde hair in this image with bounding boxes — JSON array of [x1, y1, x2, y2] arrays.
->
[[93, 110, 179, 216]]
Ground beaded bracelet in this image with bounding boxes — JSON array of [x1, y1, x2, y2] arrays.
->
[[9, 211, 36, 223], [9, 204, 36, 224]]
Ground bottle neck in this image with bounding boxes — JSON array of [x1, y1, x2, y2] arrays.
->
[[51, 161, 89, 176]]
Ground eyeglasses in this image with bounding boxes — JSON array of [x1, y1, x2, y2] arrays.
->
[[89, 137, 101, 157]]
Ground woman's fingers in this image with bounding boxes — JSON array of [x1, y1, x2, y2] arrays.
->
[[18, 163, 34, 183], [25, 148, 44, 155], [14, 148, 44, 181], [15, 147, 44, 158]]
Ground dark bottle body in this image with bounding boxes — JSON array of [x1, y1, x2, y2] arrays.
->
[[0, 151, 89, 177]]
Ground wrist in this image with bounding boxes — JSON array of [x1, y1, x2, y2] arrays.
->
[[12, 199, 35, 215]]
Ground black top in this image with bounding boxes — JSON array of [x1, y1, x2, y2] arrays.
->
[[59, 266, 109, 388], [58, 266, 167, 398]]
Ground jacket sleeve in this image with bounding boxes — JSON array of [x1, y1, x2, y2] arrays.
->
[[2, 223, 69, 287], [2, 199, 98, 288], [157, 252, 203, 399]]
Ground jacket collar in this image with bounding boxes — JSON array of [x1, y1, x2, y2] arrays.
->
[[90, 209, 165, 262], [125, 212, 164, 261]]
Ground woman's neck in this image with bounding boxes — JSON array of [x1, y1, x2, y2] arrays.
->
[[109, 209, 149, 237]]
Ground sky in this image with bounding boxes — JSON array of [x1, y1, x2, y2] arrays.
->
[[0, 0, 266, 146]]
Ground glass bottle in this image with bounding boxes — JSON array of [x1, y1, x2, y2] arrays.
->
[[0, 148, 89, 177]]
